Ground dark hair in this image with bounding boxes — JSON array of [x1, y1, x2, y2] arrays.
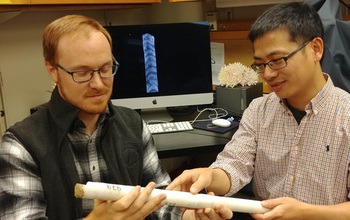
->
[[248, 2, 324, 44]]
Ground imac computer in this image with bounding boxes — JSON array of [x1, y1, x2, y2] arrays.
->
[[105, 22, 213, 121]]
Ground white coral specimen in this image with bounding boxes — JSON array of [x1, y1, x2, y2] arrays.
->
[[218, 62, 258, 88]]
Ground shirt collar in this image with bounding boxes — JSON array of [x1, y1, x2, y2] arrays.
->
[[279, 74, 334, 115], [70, 106, 110, 133], [307, 74, 334, 115]]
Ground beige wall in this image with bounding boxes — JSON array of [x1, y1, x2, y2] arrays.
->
[[0, 1, 203, 128]]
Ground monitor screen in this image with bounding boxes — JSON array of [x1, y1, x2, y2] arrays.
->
[[106, 22, 213, 114]]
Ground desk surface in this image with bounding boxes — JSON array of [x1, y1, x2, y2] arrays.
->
[[154, 128, 235, 158], [150, 109, 238, 159]]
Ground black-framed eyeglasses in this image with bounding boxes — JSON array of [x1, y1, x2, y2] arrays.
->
[[250, 40, 312, 73], [56, 59, 120, 83]]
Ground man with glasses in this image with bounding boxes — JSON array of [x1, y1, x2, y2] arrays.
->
[[168, 2, 350, 220], [0, 15, 232, 220]]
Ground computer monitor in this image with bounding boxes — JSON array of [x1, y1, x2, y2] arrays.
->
[[106, 22, 213, 120]]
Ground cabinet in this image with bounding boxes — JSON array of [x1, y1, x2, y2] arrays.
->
[[1, 0, 160, 3], [0, 0, 198, 12], [168, 0, 201, 2], [28, 0, 160, 3], [216, 0, 302, 8], [0, 0, 161, 12], [210, 30, 272, 93], [210, 31, 251, 66], [0, 0, 199, 5]]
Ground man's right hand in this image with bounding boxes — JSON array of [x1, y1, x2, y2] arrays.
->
[[167, 168, 233, 220], [166, 168, 215, 195], [167, 167, 230, 196], [84, 182, 166, 220]]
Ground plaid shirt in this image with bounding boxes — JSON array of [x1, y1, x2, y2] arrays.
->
[[211, 76, 350, 205], [0, 109, 182, 219]]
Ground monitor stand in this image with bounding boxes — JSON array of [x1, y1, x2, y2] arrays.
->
[[166, 106, 197, 116], [139, 108, 174, 123]]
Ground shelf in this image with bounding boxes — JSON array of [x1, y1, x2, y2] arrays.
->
[[29, 0, 160, 3], [210, 30, 249, 40], [0, 0, 160, 12], [2, 4, 153, 12], [168, 0, 201, 2], [209, 30, 273, 93]]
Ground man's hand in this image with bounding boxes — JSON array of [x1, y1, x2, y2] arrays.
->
[[251, 197, 310, 220], [166, 168, 214, 194], [182, 192, 233, 220], [167, 168, 232, 220], [167, 168, 230, 196], [85, 182, 165, 220]]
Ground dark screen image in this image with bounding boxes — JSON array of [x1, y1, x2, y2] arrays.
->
[[105, 22, 212, 100]]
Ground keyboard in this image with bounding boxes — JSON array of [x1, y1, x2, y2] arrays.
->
[[147, 121, 193, 134]]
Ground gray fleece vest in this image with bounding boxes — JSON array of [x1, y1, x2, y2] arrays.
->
[[8, 88, 144, 219]]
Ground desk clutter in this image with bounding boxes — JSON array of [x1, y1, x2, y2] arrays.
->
[[146, 107, 240, 135], [216, 83, 263, 117], [147, 121, 193, 134], [192, 119, 239, 134]]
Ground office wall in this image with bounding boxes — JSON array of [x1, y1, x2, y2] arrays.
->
[[0, 1, 203, 128]]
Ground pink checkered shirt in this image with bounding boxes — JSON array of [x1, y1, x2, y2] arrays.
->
[[211, 76, 350, 205]]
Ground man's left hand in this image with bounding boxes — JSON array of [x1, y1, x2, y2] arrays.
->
[[182, 192, 233, 220]]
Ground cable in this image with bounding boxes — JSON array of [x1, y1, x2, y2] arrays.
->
[[190, 107, 229, 124], [144, 106, 231, 125]]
